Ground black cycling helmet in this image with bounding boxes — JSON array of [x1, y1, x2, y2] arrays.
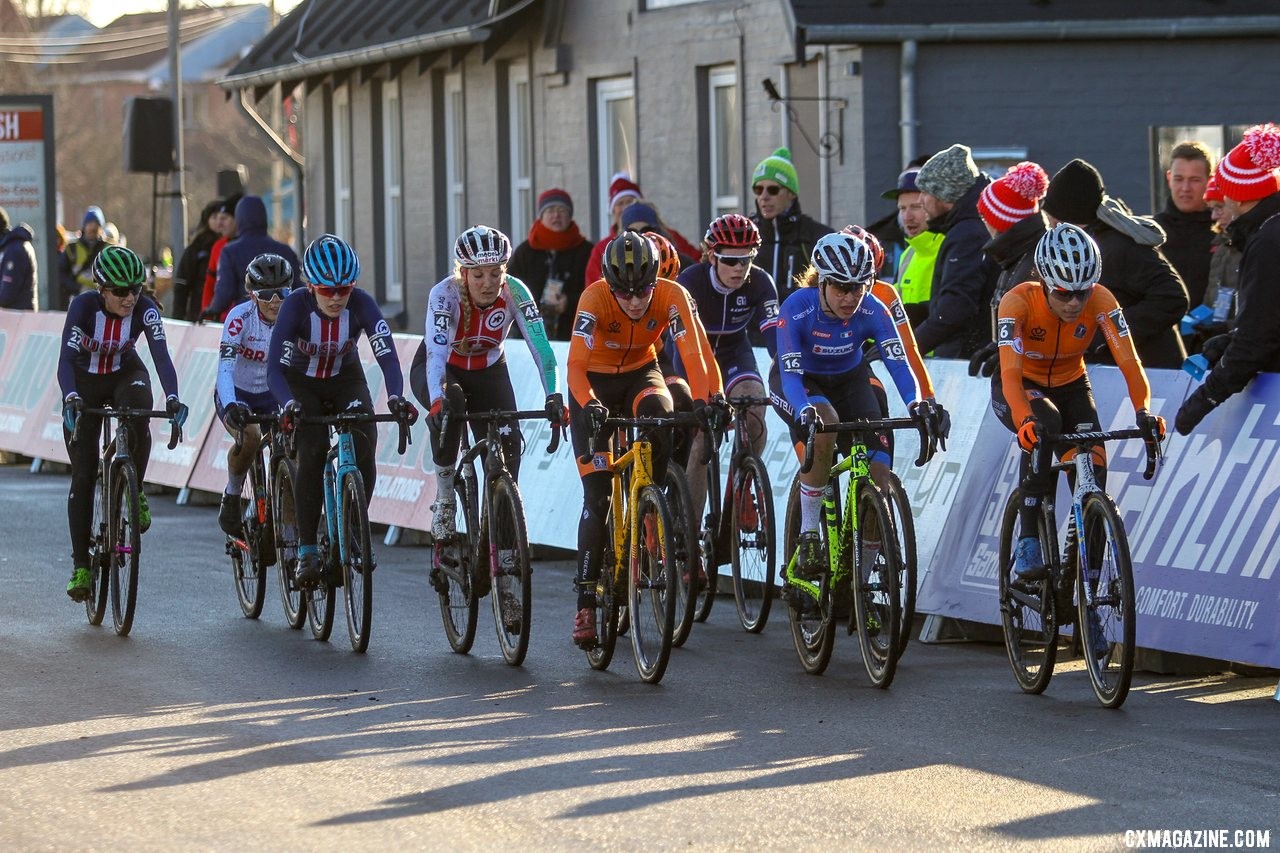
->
[[245, 253, 294, 291], [602, 231, 658, 294]]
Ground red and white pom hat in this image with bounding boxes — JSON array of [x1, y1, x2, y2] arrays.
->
[[608, 172, 642, 211], [978, 161, 1050, 233], [1203, 175, 1224, 204], [1215, 123, 1280, 202]]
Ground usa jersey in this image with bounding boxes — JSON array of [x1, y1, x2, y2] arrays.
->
[[57, 290, 179, 399], [216, 300, 274, 403], [675, 262, 780, 357]]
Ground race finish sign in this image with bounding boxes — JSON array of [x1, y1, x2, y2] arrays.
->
[[0, 96, 57, 311]]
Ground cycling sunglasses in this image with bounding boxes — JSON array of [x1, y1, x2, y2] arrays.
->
[[103, 284, 143, 297], [753, 184, 784, 197], [252, 287, 289, 302], [820, 277, 870, 294], [311, 284, 355, 298], [610, 285, 655, 301], [1048, 286, 1094, 304], [714, 252, 756, 267]]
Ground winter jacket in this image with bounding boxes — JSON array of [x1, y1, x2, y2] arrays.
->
[[0, 225, 37, 310], [751, 200, 834, 302], [982, 212, 1047, 340], [1154, 199, 1214, 306], [172, 227, 219, 321], [57, 236, 104, 310], [208, 196, 300, 316], [896, 230, 944, 329], [507, 237, 592, 340]]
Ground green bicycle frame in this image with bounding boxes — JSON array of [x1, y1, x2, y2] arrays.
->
[[785, 443, 873, 602]]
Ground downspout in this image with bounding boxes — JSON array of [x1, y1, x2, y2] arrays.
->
[[899, 38, 916, 169], [236, 87, 306, 252], [817, 47, 830, 227]]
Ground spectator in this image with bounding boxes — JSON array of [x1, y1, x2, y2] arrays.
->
[[1042, 158, 1188, 369], [584, 173, 700, 284], [1196, 176, 1243, 342], [868, 154, 932, 287], [881, 167, 944, 329], [204, 195, 300, 320], [1176, 123, 1280, 435], [507, 188, 591, 340], [749, 146, 833, 301], [913, 143, 999, 357], [1155, 141, 1215, 307], [0, 206, 37, 310], [171, 199, 222, 321], [980, 161, 1051, 318], [58, 206, 106, 309], [199, 193, 241, 317]]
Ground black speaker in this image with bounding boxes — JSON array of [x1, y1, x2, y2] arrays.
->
[[216, 165, 247, 197], [123, 97, 175, 174]]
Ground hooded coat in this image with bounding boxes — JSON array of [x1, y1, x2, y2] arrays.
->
[[208, 196, 300, 316], [0, 224, 37, 310]]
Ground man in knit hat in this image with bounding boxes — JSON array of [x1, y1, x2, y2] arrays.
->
[[749, 146, 832, 301], [584, 173, 700, 284], [57, 205, 107, 309], [1176, 122, 1280, 435], [508, 187, 591, 339], [912, 143, 998, 358], [1043, 158, 1188, 368]]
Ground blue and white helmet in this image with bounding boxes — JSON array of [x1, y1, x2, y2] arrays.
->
[[811, 231, 876, 287], [302, 233, 361, 287]]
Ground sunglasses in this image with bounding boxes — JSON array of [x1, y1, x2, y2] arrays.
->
[[714, 252, 756, 268], [821, 278, 870, 294], [311, 284, 355, 298], [610, 285, 655, 301], [252, 287, 289, 302], [103, 285, 143, 297], [1048, 286, 1094, 304], [753, 184, 784, 197]]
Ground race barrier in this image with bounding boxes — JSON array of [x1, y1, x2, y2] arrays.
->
[[1, 308, 1276, 667]]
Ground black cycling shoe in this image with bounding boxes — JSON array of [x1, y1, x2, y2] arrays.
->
[[294, 552, 323, 588], [218, 494, 243, 535]]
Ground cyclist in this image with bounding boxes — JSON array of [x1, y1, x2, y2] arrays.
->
[[407, 225, 564, 543], [567, 232, 724, 647], [772, 231, 925, 579], [214, 253, 294, 534], [266, 234, 418, 588], [58, 245, 189, 601], [994, 224, 1165, 659]]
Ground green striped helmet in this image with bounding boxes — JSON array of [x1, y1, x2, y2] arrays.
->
[[92, 245, 146, 289]]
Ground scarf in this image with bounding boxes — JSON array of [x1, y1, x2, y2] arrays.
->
[[528, 219, 586, 252]]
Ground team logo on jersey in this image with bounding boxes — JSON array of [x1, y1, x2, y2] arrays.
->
[[1074, 324, 1088, 339], [485, 310, 507, 330], [1107, 308, 1130, 337], [646, 318, 657, 330], [1029, 326, 1046, 342], [812, 330, 831, 339], [880, 339, 906, 361], [997, 317, 1016, 346], [781, 352, 802, 372], [143, 307, 165, 340], [433, 312, 450, 333], [607, 320, 622, 334], [227, 317, 244, 336], [433, 333, 447, 346], [813, 343, 854, 356], [890, 300, 908, 326], [736, 295, 747, 306]]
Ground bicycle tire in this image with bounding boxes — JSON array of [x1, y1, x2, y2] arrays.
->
[[587, 513, 621, 671], [731, 454, 775, 634], [306, 503, 335, 642], [437, 470, 479, 654], [663, 463, 700, 648], [1076, 492, 1136, 709], [692, 457, 720, 625], [488, 473, 532, 666], [107, 463, 142, 637], [851, 480, 901, 688], [272, 457, 306, 629], [784, 477, 835, 675], [883, 472, 917, 658], [630, 484, 677, 684], [340, 470, 375, 653], [232, 463, 267, 619], [997, 490, 1058, 694], [85, 466, 109, 626]]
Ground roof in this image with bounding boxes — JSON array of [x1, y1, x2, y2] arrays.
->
[[222, 0, 539, 90]]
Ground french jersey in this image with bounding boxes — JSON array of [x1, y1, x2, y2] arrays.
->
[[217, 300, 274, 406], [776, 286, 918, 413], [870, 280, 935, 399], [997, 281, 1149, 426], [266, 287, 403, 404], [674, 262, 780, 358], [57, 291, 179, 399], [423, 274, 558, 403]]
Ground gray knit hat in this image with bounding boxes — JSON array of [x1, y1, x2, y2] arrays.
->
[[916, 143, 980, 203]]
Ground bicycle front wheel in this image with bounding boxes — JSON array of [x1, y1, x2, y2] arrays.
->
[[272, 457, 306, 629], [232, 465, 268, 619], [488, 473, 531, 666], [731, 454, 775, 634], [784, 477, 835, 675], [883, 472, 917, 658], [436, 471, 479, 654], [340, 470, 375, 653], [306, 504, 335, 642], [663, 464, 699, 648], [998, 490, 1058, 694], [851, 480, 902, 689], [588, 514, 622, 671], [629, 484, 677, 684], [85, 466, 109, 626], [1077, 492, 1136, 709], [109, 462, 142, 637]]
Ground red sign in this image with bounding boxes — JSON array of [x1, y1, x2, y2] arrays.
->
[[0, 109, 44, 143]]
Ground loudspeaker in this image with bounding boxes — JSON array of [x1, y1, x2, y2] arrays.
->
[[123, 97, 175, 174], [216, 165, 247, 197]]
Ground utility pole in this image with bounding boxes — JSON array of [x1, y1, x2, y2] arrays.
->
[[167, 0, 187, 275], [269, 0, 284, 241]]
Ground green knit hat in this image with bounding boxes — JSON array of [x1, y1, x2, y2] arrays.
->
[[752, 147, 799, 195]]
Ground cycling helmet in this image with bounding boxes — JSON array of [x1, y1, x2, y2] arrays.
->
[[840, 224, 885, 273], [811, 232, 876, 287], [647, 233, 681, 280], [704, 213, 761, 251], [602, 231, 658, 294], [454, 225, 512, 268], [302, 234, 361, 287], [92, 244, 146, 289], [245, 253, 294, 290], [1034, 223, 1101, 291]]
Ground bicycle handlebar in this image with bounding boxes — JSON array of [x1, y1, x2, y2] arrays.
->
[[458, 409, 564, 454], [230, 412, 280, 454], [1041, 424, 1163, 481], [799, 415, 936, 474], [76, 406, 182, 450], [293, 411, 413, 456], [577, 412, 701, 465]]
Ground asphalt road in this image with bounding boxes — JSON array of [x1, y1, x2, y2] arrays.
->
[[1, 463, 1277, 850]]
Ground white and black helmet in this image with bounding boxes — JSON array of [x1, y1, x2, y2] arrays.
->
[[1034, 223, 1101, 292], [454, 225, 512, 268], [811, 231, 876, 287]]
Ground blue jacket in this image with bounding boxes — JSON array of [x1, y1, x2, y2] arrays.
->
[[209, 196, 300, 315], [0, 225, 37, 310]]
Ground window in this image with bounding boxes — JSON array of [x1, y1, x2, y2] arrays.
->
[[595, 77, 636, 232], [444, 72, 466, 243], [382, 78, 404, 304], [708, 66, 740, 218], [332, 84, 353, 239], [508, 65, 533, 240]]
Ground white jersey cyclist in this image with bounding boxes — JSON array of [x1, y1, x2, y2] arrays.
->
[[216, 299, 275, 409]]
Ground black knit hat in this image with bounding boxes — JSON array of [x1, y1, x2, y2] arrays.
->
[[1042, 159, 1106, 225]]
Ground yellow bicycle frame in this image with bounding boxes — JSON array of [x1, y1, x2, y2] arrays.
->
[[598, 435, 660, 597]]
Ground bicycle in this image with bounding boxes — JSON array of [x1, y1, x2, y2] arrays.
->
[[581, 414, 685, 684], [782, 413, 937, 686], [224, 413, 284, 620], [882, 470, 917, 658], [431, 408, 562, 666], [284, 409, 411, 653], [998, 421, 1161, 709], [73, 405, 182, 637]]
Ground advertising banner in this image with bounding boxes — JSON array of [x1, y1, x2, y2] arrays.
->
[[0, 97, 57, 311], [8, 311, 73, 463]]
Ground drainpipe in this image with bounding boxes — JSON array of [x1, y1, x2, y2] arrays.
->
[[236, 88, 306, 252], [899, 39, 916, 169]]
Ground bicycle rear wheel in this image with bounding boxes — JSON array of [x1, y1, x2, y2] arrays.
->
[[883, 472, 917, 658], [731, 454, 775, 634], [340, 470, 375, 653], [272, 457, 306, 629], [998, 490, 1058, 694], [587, 514, 622, 671], [306, 504, 335, 642], [663, 463, 699, 648], [784, 477, 835, 675], [85, 466, 109, 626], [1077, 492, 1136, 709], [851, 480, 902, 689], [630, 484, 677, 684], [487, 473, 531, 666], [436, 471, 479, 653], [232, 465, 268, 619], [109, 462, 142, 637]]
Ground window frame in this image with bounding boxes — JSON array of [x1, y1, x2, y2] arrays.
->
[[508, 64, 533, 241], [707, 65, 741, 220], [331, 83, 353, 240], [594, 76, 637, 234], [444, 71, 466, 243], [381, 77, 404, 305]]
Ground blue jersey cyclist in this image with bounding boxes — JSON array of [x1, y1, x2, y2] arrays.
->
[[214, 253, 293, 535], [266, 234, 418, 588], [772, 231, 924, 577], [58, 245, 189, 601]]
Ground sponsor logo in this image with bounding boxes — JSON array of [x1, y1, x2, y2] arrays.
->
[[605, 340, 622, 349], [646, 318, 657, 330], [238, 346, 267, 363], [1025, 350, 1043, 359], [1074, 323, 1088, 339], [607, 320, 622, 334], [1029, 326, 1046, 342], [227, 318, 244, 336], [812, 329, 832, 339], [813, 343, 855, 356], [373, 319, 391, 339], [433, 333, 447, 345], [736, 295, 747, 306], [143, 307, 162, 327], [485, 310, 507, 330]]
